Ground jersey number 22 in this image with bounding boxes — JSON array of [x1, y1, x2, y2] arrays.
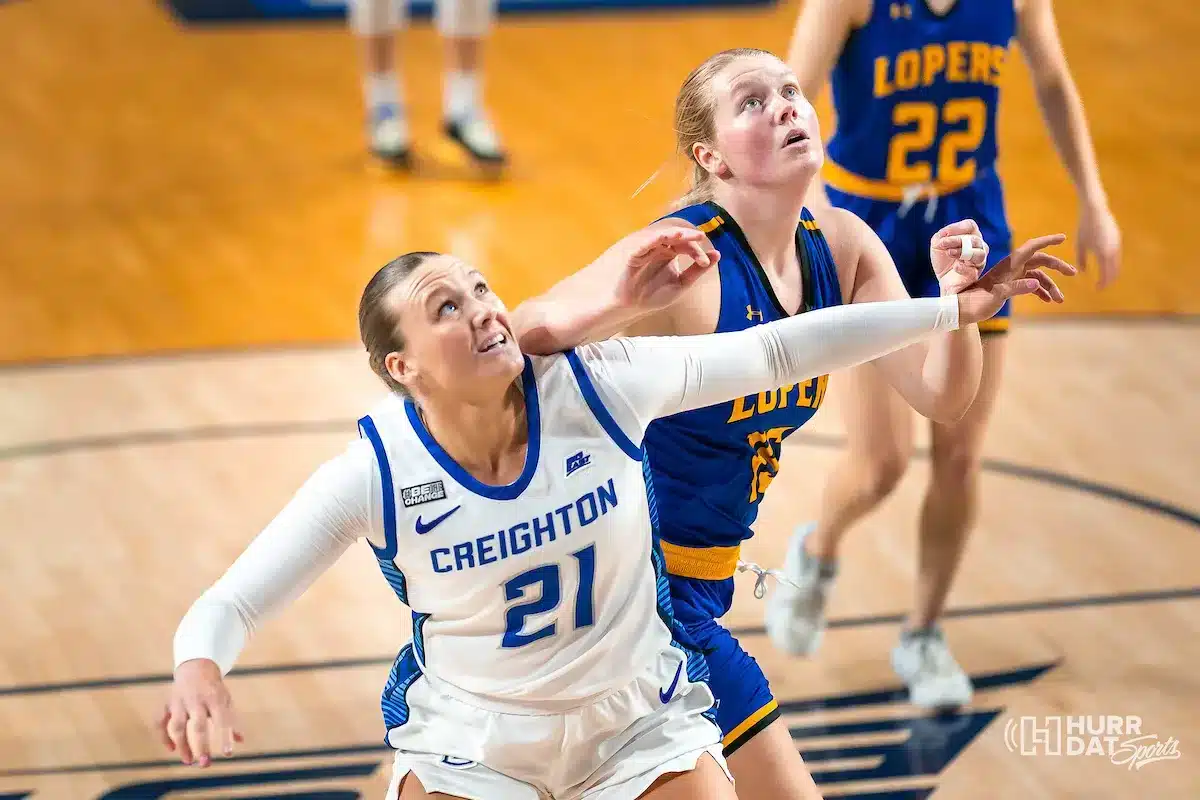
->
[[886, 98, 986, 186]]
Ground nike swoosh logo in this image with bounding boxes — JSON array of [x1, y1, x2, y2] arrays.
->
[[415, 505, 461, 535], [659, 662, 683, 704]]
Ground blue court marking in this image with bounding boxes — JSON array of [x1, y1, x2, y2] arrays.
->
[[0, 418, 1195, 701], [0, 586, 1192, 700], [0, 661, 1058, 778], [3, 421, 1196, 529]]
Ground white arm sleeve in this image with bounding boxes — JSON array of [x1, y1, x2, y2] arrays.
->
[[172, 439, 379, 675], [574, 296, 960, 444]]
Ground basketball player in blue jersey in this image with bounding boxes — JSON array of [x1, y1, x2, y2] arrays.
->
[[513, 48, 1074, 799], [158, 234, 1041, 795], [769, 0, 1122, 709]]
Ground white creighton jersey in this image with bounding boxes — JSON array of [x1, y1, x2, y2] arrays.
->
[[170, 294, 960, 757], [359, 352, 680, 718]]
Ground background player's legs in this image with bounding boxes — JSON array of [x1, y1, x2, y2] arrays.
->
[[807, 362, 914, 561], [349, 0, 410, 163], [636, 753, 737, 800], [725, 720, 823, 800], [914, 335, 1006, 626], [890, 333, 1007, 707], [435, 0, 507, 163], [766, 360, 913, 656], [888, 181, 1015, 705]]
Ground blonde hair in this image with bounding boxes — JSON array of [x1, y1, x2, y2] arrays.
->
[[673, 47, 774, 208], [358, 251, 440, 395]]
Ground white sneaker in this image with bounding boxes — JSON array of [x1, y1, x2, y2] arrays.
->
[[891, 626, 974, 709], [765, 522, 837, 656], [369, 103, 411, 165], [445, 113, 507, 165]]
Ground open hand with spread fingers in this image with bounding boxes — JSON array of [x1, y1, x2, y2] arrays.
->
[[956, 233, 1078, 326], [931, 218, 992, 297], [612, 221, 720, 314]]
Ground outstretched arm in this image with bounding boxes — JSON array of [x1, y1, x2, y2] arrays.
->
[[574, 294, 963, 444], [1017, 0, 1120, 287], [173, 441, 377, 674], [512, 219, 718, 354], [842, 213, 986, 423], [837, 210, 1073, 423], [162, 440, 378, 766], [574, 224, 1071, 443]]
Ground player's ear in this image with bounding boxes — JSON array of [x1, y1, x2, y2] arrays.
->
[[386, 351, 417, 391], [691, 141, 727, 179]]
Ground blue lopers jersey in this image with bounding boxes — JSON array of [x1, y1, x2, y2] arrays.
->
[[824, 0, 1017, 202], [640, 202, 844, 621]]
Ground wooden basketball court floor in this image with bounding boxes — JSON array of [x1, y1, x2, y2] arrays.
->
[[2, 0, 1198, 797]]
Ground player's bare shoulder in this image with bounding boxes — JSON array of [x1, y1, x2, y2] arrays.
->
[[814, 0, 873, 26], [850, 0, 874, 25], [617, 215, 722, 339], [807, 203, 868, 297]]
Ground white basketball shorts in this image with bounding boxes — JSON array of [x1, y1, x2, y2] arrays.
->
[[382, 646, 730, 800]]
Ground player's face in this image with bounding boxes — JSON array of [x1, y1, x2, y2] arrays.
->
[[390, 255, 523, 398], [706, 54, 822, 186]]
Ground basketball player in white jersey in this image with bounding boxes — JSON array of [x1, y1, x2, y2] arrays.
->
[[350, 0, 505, 166], [160, 225, 1063, 799]]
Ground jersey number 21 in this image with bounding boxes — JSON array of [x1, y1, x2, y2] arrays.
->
[[501, 544, 597, 648]]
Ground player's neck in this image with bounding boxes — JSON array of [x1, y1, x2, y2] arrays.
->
[[418, 380, 529, 485], [713, 186, 806, 276]]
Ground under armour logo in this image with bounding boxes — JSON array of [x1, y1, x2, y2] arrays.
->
[[890, 2, 912, 19], [746, 305, 763, 322]]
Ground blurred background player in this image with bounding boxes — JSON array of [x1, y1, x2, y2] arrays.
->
[[349, 0, 507, 166], [766, 0, 1122, 709]]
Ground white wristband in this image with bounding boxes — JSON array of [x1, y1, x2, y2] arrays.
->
[[936, 294, 961, 332]]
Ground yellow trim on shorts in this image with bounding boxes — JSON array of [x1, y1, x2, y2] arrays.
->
[[822, 159, 973, 202], [978, 316, 1011, 333], [659, 541, 741, 581], [722, 699, 779, 749]]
